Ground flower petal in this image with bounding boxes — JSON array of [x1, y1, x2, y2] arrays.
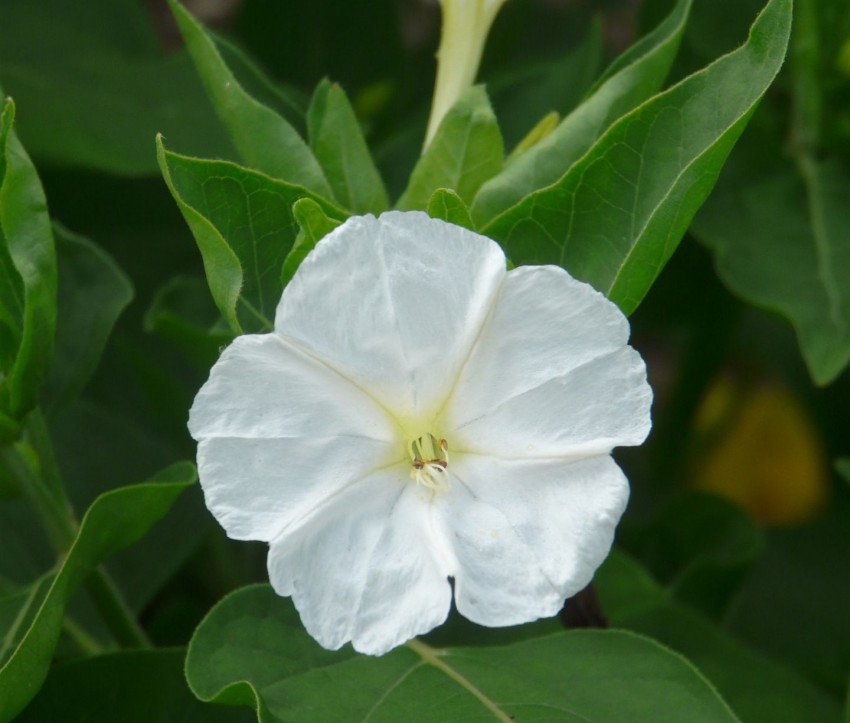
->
[[196, 435, 400, 541], [442, 265, 651, 457], [274, 212, 506, 420], [267, 468, 452, 655], [189, 334, 396, 442], [433, 454, 629, 627]]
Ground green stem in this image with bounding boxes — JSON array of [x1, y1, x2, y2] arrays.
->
[[790, 0, 821, 154], [1, 426, 151, 649], [85, 568, 151, 649], [26, 409, 71, 505], [62, 615, 106, 657], [0, 442, 76, 550]]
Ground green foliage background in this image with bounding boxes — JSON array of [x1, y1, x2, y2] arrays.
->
[[0, 0, 848, 720]]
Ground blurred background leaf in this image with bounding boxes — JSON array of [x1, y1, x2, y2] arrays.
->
[[17, 649, 253, 722]]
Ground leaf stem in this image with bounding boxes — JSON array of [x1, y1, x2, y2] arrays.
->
[[0, 442, 76, 550], [406, 638, 513, 722]]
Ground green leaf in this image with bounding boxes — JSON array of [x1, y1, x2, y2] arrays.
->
[[167, 0, 332, 198], [693, 154, 850, 385], [17, 649, 253, 723], [212, 32, 308, 135], [597, 551, 843, 723], [426, 189, 476, 230], [0, 0, 233, 175], [157, 139, 345, 333], [307, 79, 388, 214], [0, 98, 56, 423], [280, 198, 343, 289], [472, 0, 693, 226], [185, 584, 740, 723], [145, 276, 234, 372], [483, 0, 792, 315], [41, 225, 133, 415], [0, 462, 196, 723], [397, 86, 503, 211]]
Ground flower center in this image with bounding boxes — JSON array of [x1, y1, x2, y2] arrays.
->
[[408, 433, 450, 495]]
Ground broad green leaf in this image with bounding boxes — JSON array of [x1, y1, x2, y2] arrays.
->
[[0, 98, 56, 423], [397, 86, 503, 211], [185, 584, 739, 723], [42, 225, 133, 415], [167, 0, 332, 198], [472, 0, 692, 226], [157, 139, 345, 333], [427, 189, 475, 230], [213, 32, 308, 134], [484, 0, 792, 316], [17, 649, 252, 723], [145, 276, 234, 372], [280, 198, 343, 288], [0, 462, 196, 723], [307, 79, 388, 214], [838, 459, 850, 484], [693, 155, 850, 385], [623, 491, 764, 619], [597, 551, 842, 723], [0, 0, 232, 175]]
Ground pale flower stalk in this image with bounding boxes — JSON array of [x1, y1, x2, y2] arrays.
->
[[424, 0, 511, 147], [189, 212, 652, 656]]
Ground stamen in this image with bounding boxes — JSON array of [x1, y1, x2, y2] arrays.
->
[[408, 433, 450, 495]]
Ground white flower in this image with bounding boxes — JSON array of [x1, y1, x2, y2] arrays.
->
[[189, 211, 652, 656]]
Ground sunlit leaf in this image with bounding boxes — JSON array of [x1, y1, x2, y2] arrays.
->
[[427, 189, 475, 230], [157, 139, 345, 333], [397, 86, 503, 211], [167, 0, 332, 198], [280, 198, 343, 289], [484, 0, 792, 315], [307, 79, 387, 214], [473, 0, 693, 225]]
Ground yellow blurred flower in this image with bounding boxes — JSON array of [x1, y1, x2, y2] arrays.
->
[[691, 377, 829, 526]]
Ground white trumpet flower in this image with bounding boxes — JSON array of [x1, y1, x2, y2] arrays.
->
[[189, 211, 652, 655], [425, 0, 511, 147]]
